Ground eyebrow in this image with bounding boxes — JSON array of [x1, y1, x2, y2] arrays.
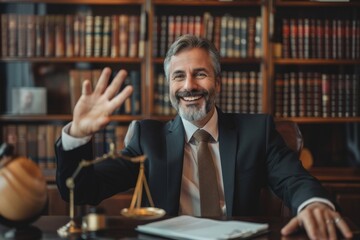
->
[[171, 68, 209, 76]]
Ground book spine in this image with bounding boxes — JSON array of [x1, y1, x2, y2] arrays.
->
[[110, 15, 119, 57], [93, 15, 103, 57], [8, 14, 18, 57], [17, 15, 26, 57], [290, 18, 297, 59], [1, 14, 8, 57], [119, 14, 129, 57], [128, 15, 139, 58], [282, 18, 290, 58], [65, 15, 74, 57], [85, 15, 93, 57], [55, 15, 65, 57], [26, 15, 35, 57], [321, 73, 330, 117], [289, 72, 298, 117], [102, 16, 111, 57], [44, 15, 55, 57], [233, 71, 241, 113], [247, 17, 256, 58], [298, 72, 306, 117]]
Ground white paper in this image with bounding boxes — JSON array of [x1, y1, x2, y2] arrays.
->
[[136, 215, 269, 240]]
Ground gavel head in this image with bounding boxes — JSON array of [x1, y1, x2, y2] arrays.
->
[[0, 144, 47, 227]]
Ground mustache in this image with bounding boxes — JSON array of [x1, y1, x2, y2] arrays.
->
[[176, 90, 208, 98]]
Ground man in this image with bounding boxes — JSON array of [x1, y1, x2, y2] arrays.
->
[[56, 35, 352, 239]]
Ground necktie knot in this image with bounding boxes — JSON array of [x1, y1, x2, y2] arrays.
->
[[193, 129, 213, 143]]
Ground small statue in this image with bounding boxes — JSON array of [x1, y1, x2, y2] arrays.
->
[[0, 143, 47, 227]]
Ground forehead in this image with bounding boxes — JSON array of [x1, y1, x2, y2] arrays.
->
[[169, 48, 212, 74]]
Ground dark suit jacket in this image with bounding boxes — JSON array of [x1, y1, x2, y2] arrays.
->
[[55, 111, 332, 216]]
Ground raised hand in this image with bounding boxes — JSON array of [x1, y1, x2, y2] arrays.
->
[[69, 67, 133, 138]]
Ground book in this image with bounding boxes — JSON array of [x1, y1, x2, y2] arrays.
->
[[136, 215, 269, 240]]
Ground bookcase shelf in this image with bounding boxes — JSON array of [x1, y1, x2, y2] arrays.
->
[[153, 0, 262, 6], [275, 0, 360, 7], [0, 114, 145, 122], [277, 117, 360, 124], [0, 57, 144, 63], [273, 59, 360, 65], [0, 0, 144, 4]]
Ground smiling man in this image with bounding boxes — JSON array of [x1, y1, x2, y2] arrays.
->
[[56, 34, 352, 239]]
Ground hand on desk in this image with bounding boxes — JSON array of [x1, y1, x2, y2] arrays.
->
[[281, 202, 353, 239], [70, 68, 133, 138]]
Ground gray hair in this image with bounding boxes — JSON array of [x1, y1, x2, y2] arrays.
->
[[163, 34, 221, 82]]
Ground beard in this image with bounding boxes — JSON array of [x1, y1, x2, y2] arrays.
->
[[170, 88, 216, 122]]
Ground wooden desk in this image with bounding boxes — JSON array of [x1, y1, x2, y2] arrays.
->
[[0, 216, 358, 240]]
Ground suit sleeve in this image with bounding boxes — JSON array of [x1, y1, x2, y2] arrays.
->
[[264, 115, 335, 214]]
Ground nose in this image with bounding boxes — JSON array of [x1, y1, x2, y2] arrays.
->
[[183, 75, 197, 91]]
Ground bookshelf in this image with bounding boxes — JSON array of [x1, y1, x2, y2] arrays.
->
[[0, 0, 359, 222], [271, 0, 360, 224]]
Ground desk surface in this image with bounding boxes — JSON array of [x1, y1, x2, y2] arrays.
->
[[0, 216, 358, 240], [0, 215, 358, 240]]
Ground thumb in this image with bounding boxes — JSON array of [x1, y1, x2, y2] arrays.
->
[[281, 216, 301, 236]]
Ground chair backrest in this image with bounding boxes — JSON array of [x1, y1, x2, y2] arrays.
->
[[275, 120, 303, 156]]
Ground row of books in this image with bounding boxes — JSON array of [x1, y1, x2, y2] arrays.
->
[[153, 13, 262, 58], [1, 124, 61, 170], [218, 71, 263, 114], [153, 73, 177, 116], [282, 18, 360, 59], [69, 69, 141, 115], [274, 72, 359, 118], [0, 13, 145, 58], [153, 71, 263, 116], [0, 123, 129, 170]]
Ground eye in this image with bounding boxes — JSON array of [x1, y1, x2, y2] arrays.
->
[[195, 72, 207, 79], [172, 73, 185, 81]]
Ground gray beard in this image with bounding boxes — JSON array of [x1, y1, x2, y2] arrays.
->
[[177, 103, 207, 121]]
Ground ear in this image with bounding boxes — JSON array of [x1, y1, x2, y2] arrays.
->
[[215, 76, 221, 94]]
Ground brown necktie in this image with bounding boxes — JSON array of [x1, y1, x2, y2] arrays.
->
[[193, 129, 222, 217]]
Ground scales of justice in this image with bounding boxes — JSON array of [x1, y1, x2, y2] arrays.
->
[[57, 143, 166, 237]]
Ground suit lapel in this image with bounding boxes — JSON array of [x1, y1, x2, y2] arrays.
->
[[166, 115, 185, 215], [218, 111, 237, 216]]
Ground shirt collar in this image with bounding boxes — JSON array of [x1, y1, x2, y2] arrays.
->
[[182, 108, 219, 143]]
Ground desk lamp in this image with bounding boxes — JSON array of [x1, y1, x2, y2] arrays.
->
[[57, 143, 165, 237]]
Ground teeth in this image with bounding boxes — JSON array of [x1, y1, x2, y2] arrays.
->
[[183, 96, 202, 101]]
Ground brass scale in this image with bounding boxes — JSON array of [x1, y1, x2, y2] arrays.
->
[[57, 143, 165, 237]]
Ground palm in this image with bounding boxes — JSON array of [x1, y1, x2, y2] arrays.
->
[[70, 68, 133, 138]]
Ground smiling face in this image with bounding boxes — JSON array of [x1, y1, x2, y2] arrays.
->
[[168, 47, 221, 127]]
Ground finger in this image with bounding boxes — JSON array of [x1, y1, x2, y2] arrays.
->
[[300, 212, 319, 240], [109, 85, 134, 113], [94, 67, 112, 94], [333, 216, 353, 239], [325, 219, 337, 240], [281, 216, 302, 236], [105, 69, 128, 99], [312, 207, 328, 238], [81, 79, 93, 95]]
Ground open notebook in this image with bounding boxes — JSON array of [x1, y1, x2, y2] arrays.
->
[[136, 215, 269, 240]]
